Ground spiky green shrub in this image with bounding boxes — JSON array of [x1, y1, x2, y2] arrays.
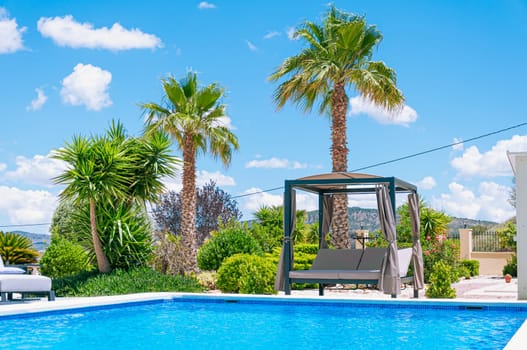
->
[[40, 234, 92, 278], [216, 254, 276, 294], [73, 202, 154, 270], [197, 223, 262, 271], [52, 267, 203, 296], [425, 261, 456, 299], [0, 231, 39, 264]]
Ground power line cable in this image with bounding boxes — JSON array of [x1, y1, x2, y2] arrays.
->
[[2, 121, 526, 226], [232, 121, 527, 199]]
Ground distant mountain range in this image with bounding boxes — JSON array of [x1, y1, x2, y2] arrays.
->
[[12, 230, 50, 253], [305, 207, 499, 234]]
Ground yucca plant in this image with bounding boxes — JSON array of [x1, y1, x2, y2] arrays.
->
[[72, 202, 153, 270], [0, 231, 39, 264]]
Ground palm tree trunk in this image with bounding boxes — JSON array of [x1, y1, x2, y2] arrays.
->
[[181, 135, 199, 273], [90, 197, 112, 273], [330, 82, 351, 248]]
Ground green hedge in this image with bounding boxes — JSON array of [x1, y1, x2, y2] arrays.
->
[[216, 254, 276, 294], [52, 267, 203, 296], [197, 227, 262, 271], [460, 259, 479, 277]]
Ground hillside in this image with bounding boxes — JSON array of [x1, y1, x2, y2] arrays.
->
[[12, 230, 50, 253], [305, 208, 499, 234]]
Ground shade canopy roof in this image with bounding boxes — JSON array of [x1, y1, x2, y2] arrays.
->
[[286, 172, 417, 197]]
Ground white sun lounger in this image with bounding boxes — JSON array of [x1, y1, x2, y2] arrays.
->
[[0, 275, 55, 302], [0, 255, 26, 274]]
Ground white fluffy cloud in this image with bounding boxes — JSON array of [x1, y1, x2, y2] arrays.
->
[[0, 186, 57, 226], [212, 116, 235, 130], [431, 181, 514, 223], [37, 15, 162, 50], [1, 152, 66, 187], [246, 40, 257, 51], [451, 134, 527, 178], [264, 31, 280, 39], [239, 187, 284, 217], [245, 157, 307, 169], [452, 137, 464, 151], [349, 95, 418, 126], [26, 88, 48, 111], [0, 8, 26, 54], [198, 2, 216, 9], [162, 170, 235, 193], [61, 63, 112, 111], [417, 176, 437, 190], [286, 27, 297, 40]]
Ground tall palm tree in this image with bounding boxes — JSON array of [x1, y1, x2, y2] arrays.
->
[[142, 72, 239, 273], [269, 6, 405, 248]]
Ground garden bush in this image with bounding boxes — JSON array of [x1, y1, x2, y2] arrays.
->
[[216, 254, 276, 294], [460, 259, 480, 277], [52, 267, 203, 297], [40, 234, 92, 278], [503, 254, 517, 277], [197, 224, 262, 271], [425, 260, 456, 299], [423, 236, 460, 283]]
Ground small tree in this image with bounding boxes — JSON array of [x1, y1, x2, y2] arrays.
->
[[249, 205, 309, 253], [153, 180, 242, 247]]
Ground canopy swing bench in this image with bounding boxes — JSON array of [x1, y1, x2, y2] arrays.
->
[[274, 172, 425, 298]]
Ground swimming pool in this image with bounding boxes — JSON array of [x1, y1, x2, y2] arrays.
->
[[0, 295, 526, 350]]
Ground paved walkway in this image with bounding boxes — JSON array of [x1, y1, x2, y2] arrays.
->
[[278, 275, 520, 300]]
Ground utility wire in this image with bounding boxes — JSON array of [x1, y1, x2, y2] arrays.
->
[[232, 121, 527, 199], [2, 121, 526, 226], [350, 121, 527, 172]]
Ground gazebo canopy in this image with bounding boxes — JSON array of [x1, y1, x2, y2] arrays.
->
[[276, 172, 424, 297], [286, 172, 417, 215]]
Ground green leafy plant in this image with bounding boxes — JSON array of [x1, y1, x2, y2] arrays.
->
[[73, 202, 154, 270], [40, 234, 92, 278], [425, 260, 456, 299], [0, 231, 39, 264], [503, 254, 517, 277], [197, 223, 262, 271], [460, 259, 480, 277], [216, 254, 276, 294], [423, 236, 460, 283], [52, 267, 203, 297]]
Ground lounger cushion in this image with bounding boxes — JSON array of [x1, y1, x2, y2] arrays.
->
[[0, 275, 52, 293], [0, 255, 26, 274], [397, 248, 412, 277], [311, 249, 363, 270], [357, 248, 386, 270], [0, 267, 26, 274]]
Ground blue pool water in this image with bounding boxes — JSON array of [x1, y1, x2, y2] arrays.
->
[[0, 297, 525, 350]]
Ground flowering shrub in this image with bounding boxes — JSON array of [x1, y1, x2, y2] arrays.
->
[[423, 234, 460, 283]]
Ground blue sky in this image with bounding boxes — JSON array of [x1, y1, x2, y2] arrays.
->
[[1, 0, 526, 234]]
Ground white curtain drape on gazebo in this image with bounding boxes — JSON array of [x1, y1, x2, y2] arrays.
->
[[320, 195, 333, 249], [376, 185, 401, 295], [274, 190, 296, 291], [409, 193, 425, 290]]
